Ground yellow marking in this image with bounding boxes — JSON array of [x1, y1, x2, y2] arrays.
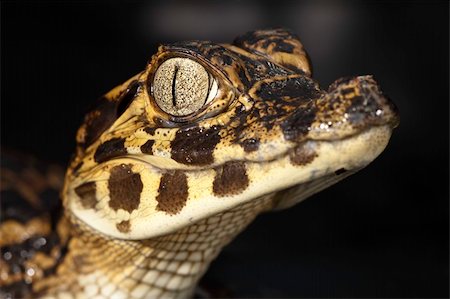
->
[[134, 166, 161, 217], [154, 128, 177, 141]]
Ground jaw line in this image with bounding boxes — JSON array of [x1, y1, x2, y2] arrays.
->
[[75, 124, 394, 177], [67, 125, 394, 240]]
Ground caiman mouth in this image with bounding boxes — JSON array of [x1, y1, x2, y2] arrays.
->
[[66, 124, 394, 240], [72, 122, 395, 180]]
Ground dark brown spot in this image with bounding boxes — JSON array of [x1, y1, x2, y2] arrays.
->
[[108, 164, 143, 213], [273, 39, 295, 53], [74, 182, 97, 209], [116, 220, 131, 233], [78, 81, 139, 149], [290, 143, 317, 166], [94, 138, 127, 163], [218, 52, 233, 66], [170, 126, 221, 165], [249, 76, 321, 138], [144, 127, 156, 135], [72, 254, 86, 269], [79, 99, 115, 149], [213, 162, 249, 196], [241, 138, 260, 152], [116, 81, 139, 117], [256, 76, 321, 104], [341, 88, 354, 96], [72, 161, 83, 174], [280, 101, 317, 142], [140, 140, 154, 154], [156, 171, 188, 215], [237, 65, 250, 87]]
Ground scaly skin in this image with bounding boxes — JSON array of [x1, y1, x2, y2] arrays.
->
[[0, 29, 398, 298]]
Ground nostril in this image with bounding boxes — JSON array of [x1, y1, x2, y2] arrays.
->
[[334, 168, 347, 175]]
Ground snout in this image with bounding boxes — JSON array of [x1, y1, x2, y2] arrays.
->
[[299, 75, 400, 141], [330, 75, 399, 129]]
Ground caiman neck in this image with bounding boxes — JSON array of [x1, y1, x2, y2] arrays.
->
[[35, 195, 274, 298]]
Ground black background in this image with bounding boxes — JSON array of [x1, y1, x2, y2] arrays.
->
[[2, 1, 448, 298]]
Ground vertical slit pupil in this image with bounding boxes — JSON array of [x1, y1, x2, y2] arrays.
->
[[172, 66, 179, 107]]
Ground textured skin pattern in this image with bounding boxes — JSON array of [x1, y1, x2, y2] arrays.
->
[[32, 195, 274, 298], [0, 152, 69, 299], [0, 29, 399, 298]]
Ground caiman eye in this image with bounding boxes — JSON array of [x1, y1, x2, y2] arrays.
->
[[152, 58, 218, 116]]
